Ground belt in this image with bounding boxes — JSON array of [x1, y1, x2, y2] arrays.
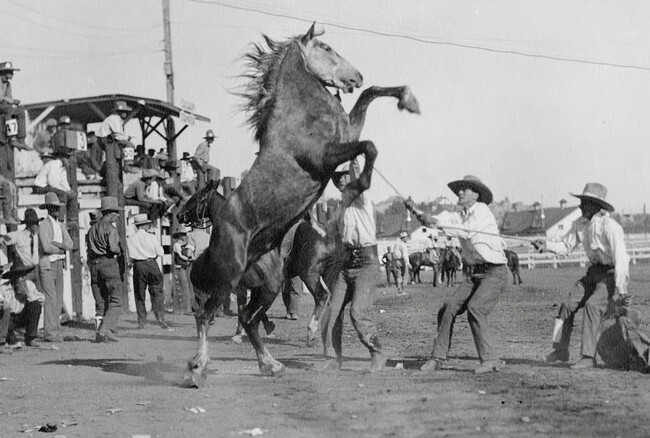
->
[[133, 258, 157, 262]]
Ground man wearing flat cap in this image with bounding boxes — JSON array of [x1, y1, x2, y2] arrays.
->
[[532, 183, 630, 370], [0, 61, 27, 150], [406, 175, 508, 375], [192, 129, 220, 190], [38, 192, 73, 342], [87, 196, 125, 342]]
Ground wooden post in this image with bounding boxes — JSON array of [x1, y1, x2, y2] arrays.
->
[[104, 140, 129, 310], [66, 151, 83, 320], [162, 0, 174, 106], [0, 120, 17, 233]]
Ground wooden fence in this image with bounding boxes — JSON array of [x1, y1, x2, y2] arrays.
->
[[515, 247, 650, 269]]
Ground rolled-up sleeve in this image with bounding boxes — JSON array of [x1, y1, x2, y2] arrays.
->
[[606, 222, 630, 294]]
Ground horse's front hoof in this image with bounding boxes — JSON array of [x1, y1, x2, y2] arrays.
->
[[398, 87, 421, 114], [259, 361, 286, 376], [180, 370, 207, 388]]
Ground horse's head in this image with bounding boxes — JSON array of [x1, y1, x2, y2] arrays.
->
[[177, 179, 221, 227], [299, 23, 363, 94]]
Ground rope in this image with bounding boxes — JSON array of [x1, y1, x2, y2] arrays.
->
[[374, 167, 536, 244]]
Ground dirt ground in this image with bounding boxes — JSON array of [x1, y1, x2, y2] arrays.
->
[[2, 265, 650, 438]]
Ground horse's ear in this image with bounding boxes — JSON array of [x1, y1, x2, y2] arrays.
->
[[302, 22, 325, 43]]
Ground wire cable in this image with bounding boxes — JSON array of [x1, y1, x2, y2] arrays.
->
[[188, 0, 650, 72]]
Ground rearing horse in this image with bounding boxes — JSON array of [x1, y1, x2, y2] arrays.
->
[[186, 24, 419, 386]]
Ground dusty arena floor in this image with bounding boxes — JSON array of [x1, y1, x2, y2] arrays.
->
[[2, 265, 650, 437]]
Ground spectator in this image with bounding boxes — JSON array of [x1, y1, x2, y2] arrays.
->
[[87, 197, 124, 343], [38, 192, 73, 343], [141, 149, 157, 170], [172, 224, 193, 314], [84, 210, 103, 330], [180, 152, 197, 196], [381, 246, 398, 288], [32, 118, 57, 155], [127, 213, 167, 329], [393, 231, 411, 295], [0, 61, 27, 150], [124, 169, 166, 220], [0, 259, 44, 350], [155, 151, 168, 170], [0, 208, 42, 289], [76, 131, 103, 180], [0, 173, 19, 225], [33, 146, 74, 220], [97, 101, 133, 146], [2, 258, 44, 349], [192, 129, 220, 190]]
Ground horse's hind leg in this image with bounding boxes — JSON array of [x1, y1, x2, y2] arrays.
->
[[241, 284, 285, 376], [231, 285, 247, 343], [303, 267, 332, 347]]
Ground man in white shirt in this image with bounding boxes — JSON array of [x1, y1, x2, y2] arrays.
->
[[316, 160, 386, 373], [393, 231, 411, 295], [1, 208, 42, 288], [127, 213, 166, 329], [97, 100, 133, 145], [33, 147, 73, 220], [407, 175, 508, 375], [532, 183, 630, 370]]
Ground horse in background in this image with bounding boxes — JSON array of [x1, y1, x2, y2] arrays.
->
[[441, 247, 461, 287], [409, 249, 440, 287], [181, 24, 420, 385], [505, 249, 523, 285]]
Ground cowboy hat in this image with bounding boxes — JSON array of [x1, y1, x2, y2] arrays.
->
[[21, 208, 42, 226], [132, 213, 151, 226], [204, 129, 217, 139], [181, 152, 192, 161], [0, 61, 19, 72], [115, 100, 132, 112], [88, 210, 101, 225], [447, 175, 493, 205], [1, 258, 35, 280], [141, 169, 158, 180], [45, 118, 58, 127], [570, 183, 614, 212], [38, 192, 64, 209], [58, 115, 71, 125], [399, 231, 409, 239], [99, 196, 123, 212]]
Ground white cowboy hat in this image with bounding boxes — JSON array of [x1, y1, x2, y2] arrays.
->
[[133, 213, 151, 226], [447, 175, 493, 205]]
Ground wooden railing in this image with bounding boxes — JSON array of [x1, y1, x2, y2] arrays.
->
[[516, 247, 650, 269]]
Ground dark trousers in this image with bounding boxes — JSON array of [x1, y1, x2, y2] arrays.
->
[[91, 258, 123, 334], [40, 259, 65, 337], [282, 276, 302, 315], [7, 301, 42, 344], [133, 259, 165, 325], [321, 246, 382, 359], [432, 264, 507, 363], [0, 306, 10, 343], [554, 264, 616, 358]]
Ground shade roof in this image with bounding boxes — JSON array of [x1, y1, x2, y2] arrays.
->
[[22, 93, 210, 125]]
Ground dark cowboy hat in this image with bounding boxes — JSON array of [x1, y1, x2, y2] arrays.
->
[[332, 162, 350, 179], [448, 175, 493, 205], [181, 152, 192, 161], [0, 61, 20, 72], [21, 208, 42, 226], [39, 192, 64, 209], [2, 258, 35, 280], [570, 182, 614, 212], [99, 196, 123, 212]]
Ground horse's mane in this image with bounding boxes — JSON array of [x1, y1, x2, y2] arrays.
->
[[239, 34, 297, 143]]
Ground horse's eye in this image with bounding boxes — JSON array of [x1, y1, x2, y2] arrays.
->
[[322, 44, 332, 52]]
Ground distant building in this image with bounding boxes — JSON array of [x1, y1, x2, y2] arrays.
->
[[500, 205, 581, 240]]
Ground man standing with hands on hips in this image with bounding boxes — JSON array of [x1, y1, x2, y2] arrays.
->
[[406, 175, 508, 375], [532, 183, 629, 370]]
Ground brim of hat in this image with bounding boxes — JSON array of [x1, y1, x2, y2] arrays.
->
[[448, 180, 493, 205], [39, 202, 65, 208], [0, 68, 20, 72], [135, 220, 151, 225], [570, 193, 614, 212], [204, 136, 217, 139], [2, 265, 35, 279], [100, 206, 124, 212]]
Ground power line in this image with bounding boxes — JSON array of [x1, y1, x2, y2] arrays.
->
[[188, 0, 650, 72], [5, 0, 161, 33]]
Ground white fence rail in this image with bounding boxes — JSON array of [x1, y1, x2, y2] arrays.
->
[[517, 247, 650, 269]]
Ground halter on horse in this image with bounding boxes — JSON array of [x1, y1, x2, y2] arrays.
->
[[184, 23, 419, 387]]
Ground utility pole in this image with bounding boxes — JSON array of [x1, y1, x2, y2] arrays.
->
[[162, 0, 174, 105]]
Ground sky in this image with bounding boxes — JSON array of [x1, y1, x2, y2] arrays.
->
[[3, 0, 650, 213]]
